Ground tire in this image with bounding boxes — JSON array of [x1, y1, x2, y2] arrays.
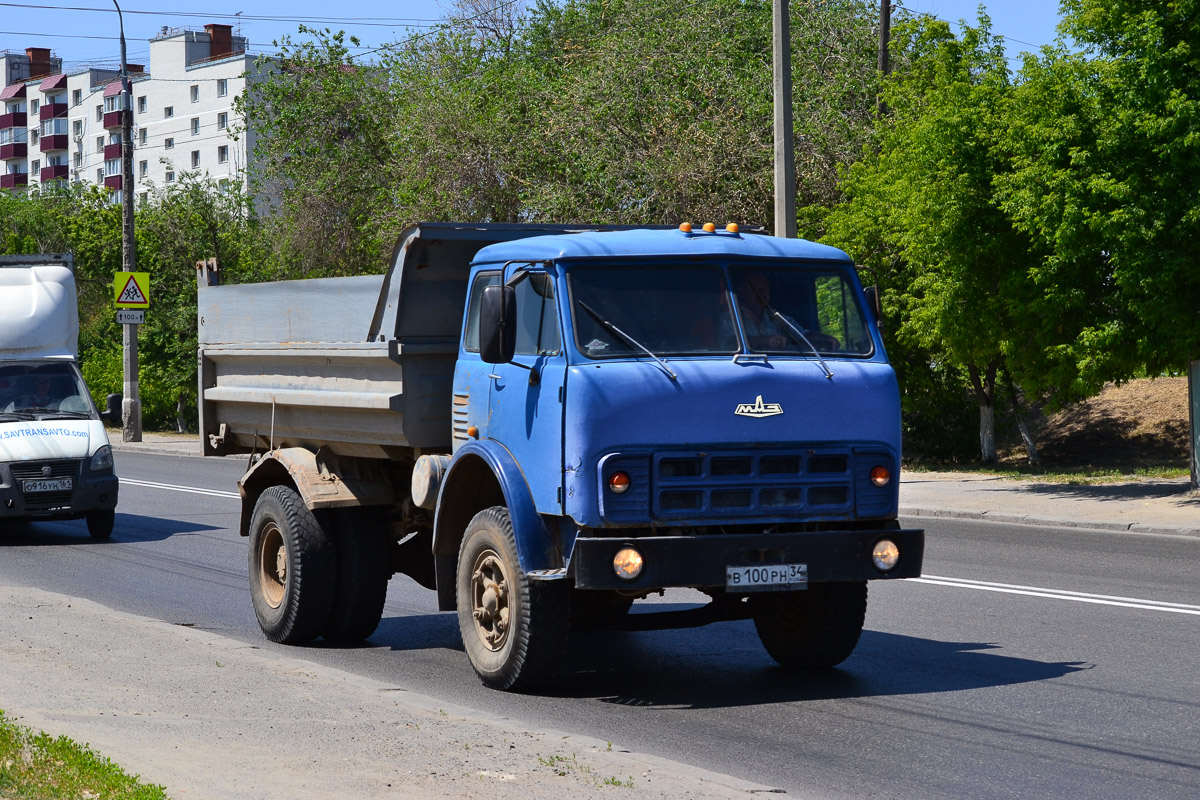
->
[[456, 506, 569, 691], [85, 509, 114, 540], [322, 507, 391, 643], [752, 581, 868, 669], [248, 485, 335, 645]]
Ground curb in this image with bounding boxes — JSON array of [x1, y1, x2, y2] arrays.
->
[[900, 506, 1200, 538]]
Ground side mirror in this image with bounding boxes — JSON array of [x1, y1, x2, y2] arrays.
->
[[102, 393, 123, 427], [863, 286, 881, 324], [480, 284, 517, 364]]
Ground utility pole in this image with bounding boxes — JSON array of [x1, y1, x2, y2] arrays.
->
[[878, 0, 891, 116], [114, 0, 141, 442], [772, 0, 796, 239]]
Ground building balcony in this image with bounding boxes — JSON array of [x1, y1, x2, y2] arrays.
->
[[103, 174, 122, 191], [0, 142, 27, 160], [103, 110, 126, 130], [39, 134, 68, 152], [0, 173, 28, 190], [104, 142, 123, 160], [0, 111, 27, 130], [40, 164, 69, 182], [39, 102, 67, 121]]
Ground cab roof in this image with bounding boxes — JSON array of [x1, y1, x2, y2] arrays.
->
[[471, 227, 853, 266]]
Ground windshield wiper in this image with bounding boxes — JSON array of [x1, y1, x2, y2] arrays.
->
[[41, 410, 92, 420], [577, 300, 677, 381], [746, 285, 834, 380]]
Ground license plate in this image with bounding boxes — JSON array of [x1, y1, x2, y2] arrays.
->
[[23, 478, 72, 493], [726, 563, 808, 592]]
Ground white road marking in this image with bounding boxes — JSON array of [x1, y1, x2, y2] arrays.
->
[[120, 478, 240, 500], [911, 574, 1200, 616]]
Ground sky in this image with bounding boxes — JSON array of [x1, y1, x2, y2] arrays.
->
[[1, 1, 1068, 75]]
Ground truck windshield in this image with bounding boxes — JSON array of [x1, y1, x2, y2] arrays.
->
[[0, 362, 94, 417], [569, 266, 738, 358], [568, 264, 873, 359]]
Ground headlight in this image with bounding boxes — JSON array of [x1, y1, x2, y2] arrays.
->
[[872, 538, 900, 572], [90, 444, 114, 472], [613, 547, 644, 580]]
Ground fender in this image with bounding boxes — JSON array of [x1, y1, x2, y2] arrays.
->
[[236, 446, 394, 536], [432, 440, 562, 609]]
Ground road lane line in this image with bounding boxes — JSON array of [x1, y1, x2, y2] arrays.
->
[[910, 575, 1200, 615], [120, 478, 240, 499]]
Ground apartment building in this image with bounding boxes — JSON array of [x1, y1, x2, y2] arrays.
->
[[1, 24, 260, 203]]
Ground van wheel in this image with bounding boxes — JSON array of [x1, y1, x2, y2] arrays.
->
[[322, 507, 391, 642], [456, 506, 569, 691], [248, 486, 335, 645], [86, 509, 114, 539], [752, 581, 868, 669]]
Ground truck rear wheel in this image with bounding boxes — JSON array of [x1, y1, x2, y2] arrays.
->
[[456, 506, 569, 691], [751, 581, 868, 669], [86, 509, 114, 540], [322, 507, 390, 643], [248, 486, 335, 645]]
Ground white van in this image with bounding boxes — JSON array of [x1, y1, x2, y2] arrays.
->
[[1, 255, 119, 538]]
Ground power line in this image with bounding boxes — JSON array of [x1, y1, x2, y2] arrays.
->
[[0, 3, 443, 28]]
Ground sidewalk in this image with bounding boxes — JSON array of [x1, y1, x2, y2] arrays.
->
[[110, 432, 1200, 537]]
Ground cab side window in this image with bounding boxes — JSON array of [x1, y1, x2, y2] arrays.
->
[[463, 272, 501, 353], [513, 272, 560, 356]]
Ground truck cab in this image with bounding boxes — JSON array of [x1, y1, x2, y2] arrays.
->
[[0, 256, 119, 539]]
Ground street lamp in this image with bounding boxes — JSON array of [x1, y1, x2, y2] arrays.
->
[[113, 0, 141, 441]]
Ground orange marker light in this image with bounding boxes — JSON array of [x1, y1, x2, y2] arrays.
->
[[679, 222, 693, 232], [467, 425, 479, 439], [608, 471, 631, 494], [869, 465, 890, 487], [726, 223, 740, 233], [703, 222, 716, 233]]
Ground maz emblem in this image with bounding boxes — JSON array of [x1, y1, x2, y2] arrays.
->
[[735, 395, 783, 418]]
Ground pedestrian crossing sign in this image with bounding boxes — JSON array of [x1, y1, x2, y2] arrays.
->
[[114, 272, 150, 308]]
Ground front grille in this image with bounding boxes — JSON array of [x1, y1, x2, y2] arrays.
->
[[12, 460, 78, 480]]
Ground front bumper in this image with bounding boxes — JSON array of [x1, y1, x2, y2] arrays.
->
[[569, 527, 924, 590], [0, 460, 119, 520]]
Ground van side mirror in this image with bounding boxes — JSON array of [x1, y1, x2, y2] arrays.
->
[[480, 284, 517, 364], [864, 286, 881, 324], [102, 393, 123, 427]]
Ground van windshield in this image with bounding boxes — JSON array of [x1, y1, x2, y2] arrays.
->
[[0, 362, 95, 418], [567, 264, 873, 359]]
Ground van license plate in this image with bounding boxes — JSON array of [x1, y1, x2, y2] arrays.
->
[[726, 563, 808, 592], [23, 478, 72, 493]]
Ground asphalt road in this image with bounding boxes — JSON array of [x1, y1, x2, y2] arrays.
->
[[2, 450, 1197, 799]]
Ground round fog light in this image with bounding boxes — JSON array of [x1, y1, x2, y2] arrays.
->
[[869, 465, 891, 487], [872, 538, 900, 572], [613, 547, 644, 580]]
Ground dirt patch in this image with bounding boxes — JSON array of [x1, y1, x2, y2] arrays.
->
[[1001, 378, 1192, 470]]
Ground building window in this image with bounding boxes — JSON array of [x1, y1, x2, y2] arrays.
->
[[30, 99, 39, 114], [31, 158, 39, 173], [217, 112, 227, 130], [96, 168, 104, 182], [217, 145, 228, 163], [96, 136, 104, 153], [164, 137, 173, 149], [190, 85, 199, 103], [72, 119, 83, 137], [217, 79, 227, 97], [164, 106, 173, 118], [96, 104, 103, 122], [73, 152, 81, 167], [139, 128, 146, 145], [139, 159, 147, 178], [191, 117, 200, 136], [72, 89, 82, 106], [137, 96, 146, 113], [139, 191, 148, 205], [191, 150, 200, 168], [30, 130, 38, 145], [165, 170, 174, 183]]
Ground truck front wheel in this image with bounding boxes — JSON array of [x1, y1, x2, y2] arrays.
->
[[751, 581, 868, 669], [248, 486, 335, 645], [86, 509, 114, 539], [456, 506, 569, 691]]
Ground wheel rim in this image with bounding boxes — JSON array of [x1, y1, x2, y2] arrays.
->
[[257, 521, 287, 609], [469, 547, 510, 651]]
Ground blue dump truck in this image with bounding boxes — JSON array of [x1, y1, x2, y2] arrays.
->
[[197, 222, 923, 691]]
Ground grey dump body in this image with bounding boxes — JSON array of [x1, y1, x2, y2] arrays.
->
[[198, 223, 653, 459]]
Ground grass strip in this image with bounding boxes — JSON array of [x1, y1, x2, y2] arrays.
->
[[0, 710, 168, 800]]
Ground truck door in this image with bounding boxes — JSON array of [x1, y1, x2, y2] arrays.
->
[[486, 271, 566, 515]]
